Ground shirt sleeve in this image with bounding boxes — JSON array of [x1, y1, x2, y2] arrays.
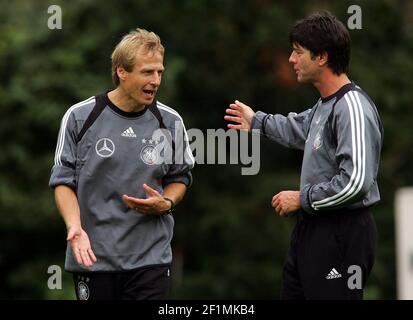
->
[[300, 91, 382, 213], [49, 110, 78, 189], [161, 115, 194, 188], [251, 107, 314, 150]]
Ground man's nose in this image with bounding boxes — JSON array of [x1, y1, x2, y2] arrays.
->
[[150, 73, 161, 86], [288, 52, 296, 64]]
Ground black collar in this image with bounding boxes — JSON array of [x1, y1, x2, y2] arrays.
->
[[321, 82, 356, 103], [103, 90, 148, 118]]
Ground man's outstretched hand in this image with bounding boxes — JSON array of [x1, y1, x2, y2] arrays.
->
[[224, 100, 255, 131], [122, 184, 171, 215]]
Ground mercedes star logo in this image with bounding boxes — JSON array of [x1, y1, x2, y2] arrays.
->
[[95, 138, 115, 158]]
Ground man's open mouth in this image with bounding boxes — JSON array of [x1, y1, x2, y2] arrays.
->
[[143, 89, 155, 97]]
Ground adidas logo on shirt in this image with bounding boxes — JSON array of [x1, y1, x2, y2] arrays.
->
[[326, 268, 342, 280], [121, 127, 137, 138]]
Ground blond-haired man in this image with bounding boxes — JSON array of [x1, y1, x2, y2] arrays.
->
[[50, 28, 194, 300]]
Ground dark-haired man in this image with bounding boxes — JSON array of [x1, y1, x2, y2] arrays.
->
[[225, 12, 383, 299]]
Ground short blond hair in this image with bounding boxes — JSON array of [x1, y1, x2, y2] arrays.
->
[[111, 28, 164, 86]]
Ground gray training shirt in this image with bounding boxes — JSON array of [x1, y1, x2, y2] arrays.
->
[[49, 93, 194, 272], [251, 82, 383, 214]]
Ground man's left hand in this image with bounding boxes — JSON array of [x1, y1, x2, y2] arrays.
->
[[122, 184, 171, 215], [271, 190, 301, 217]]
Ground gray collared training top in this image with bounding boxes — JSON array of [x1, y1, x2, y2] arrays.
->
[[251, 82, 383, 214], [49, 93, 194, 272]]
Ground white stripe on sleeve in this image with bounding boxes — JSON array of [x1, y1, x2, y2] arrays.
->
[[157, 102, 195, 167], [54, 97, 95, 166]]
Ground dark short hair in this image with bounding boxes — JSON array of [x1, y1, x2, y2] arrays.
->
[[289, 11, 351, 75]]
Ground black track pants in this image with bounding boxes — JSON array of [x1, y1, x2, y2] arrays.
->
[[281, 207, 377, 300], [72, 264, 171, 300]]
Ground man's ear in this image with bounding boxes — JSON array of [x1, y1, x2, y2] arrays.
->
[[117, 66, 127, 82], [318, 51, 328, 67]]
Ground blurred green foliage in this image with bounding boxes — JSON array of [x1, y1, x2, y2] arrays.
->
[[0, 0, 412, 299]]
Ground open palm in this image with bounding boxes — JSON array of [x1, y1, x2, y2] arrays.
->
[[224, 100, 255, 131], [67, 227, 97, 267]]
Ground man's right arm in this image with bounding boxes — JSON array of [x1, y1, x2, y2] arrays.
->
[[225, 100, 315, 150], [54, 185, 96, 267], [251, 109, 313, 150], [55, 185, 81, 232], [50, 105, 96, 267]]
